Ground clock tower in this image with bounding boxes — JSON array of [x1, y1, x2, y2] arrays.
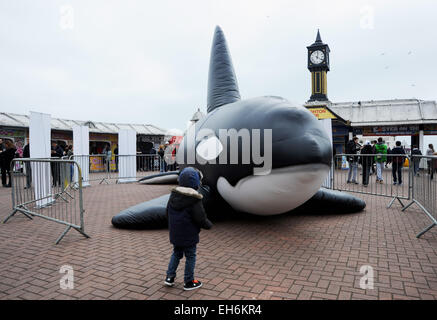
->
[[307, 29, 330, 102]]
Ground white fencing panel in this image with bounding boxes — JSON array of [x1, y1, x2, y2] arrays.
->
[[73, 126, 90, 186], [118, 129, 136, 183], [29, 111, 52, 207]]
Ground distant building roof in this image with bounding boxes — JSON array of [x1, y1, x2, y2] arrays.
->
[[0, 112, 166, 135], [329, 99, 437, 127]]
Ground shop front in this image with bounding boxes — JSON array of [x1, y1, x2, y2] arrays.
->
[[89, 133, 118, 172], [0, 127, 26, 157]]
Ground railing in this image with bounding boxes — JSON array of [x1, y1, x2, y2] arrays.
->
[[332, 154, 411, 208], [69, 154, 178, 184], [3, 158, 90, 244], [331, 153, 437, 238], [402, 155, 437, 238]]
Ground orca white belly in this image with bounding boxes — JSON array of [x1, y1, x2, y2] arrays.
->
[[217, 163, 330, 215]]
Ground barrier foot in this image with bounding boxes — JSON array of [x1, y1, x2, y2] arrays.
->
[[98, 178, 109, 185], [55, 226, 72, 245], [387, 197, 396, 209], [75, 227, 90, 239], [3, 209, 32, 223], [54, 192, 69, 203], [3, 209, 17, 223], [416, 223, 436, 238], [401, 200, 415, 212], [387, 197, 405, 209]]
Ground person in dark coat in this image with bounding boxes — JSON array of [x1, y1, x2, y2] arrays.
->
[[23, 143, 32, 188], [360, 141, 374, 187], [391, 141, 406, 185], [164, 167, 212, 291], [0, 140, 17, 187], [113, 145, 118, 172], [158, 144, 167, 172], [346, 136, 361, 184], [370, 140, 377, 175], [50, 141, 64, 186], [411, 145, 422, 176]]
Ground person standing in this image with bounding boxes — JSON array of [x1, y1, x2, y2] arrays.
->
[[164, 167, 212, 290], [0, 140, 17, 187], [23, 143, 31, 189], [411, 145, 422, 176], [360, 141, 374, 187], [51, 141, 64, 186], [370, 140, 377, 175], [432, 151, 437, 180], [66, 145, 74, 182], [426, 144, 435, 175], [113, 145, 119, 172], [391, 141, 406, 185], [158, 145, 166, 172], [346, 136, 360, 184], [103, 144, 112, 173], [374, 137, 387, 183]]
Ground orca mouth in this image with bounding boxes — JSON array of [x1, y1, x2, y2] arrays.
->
[[216, 163, 330, 215]]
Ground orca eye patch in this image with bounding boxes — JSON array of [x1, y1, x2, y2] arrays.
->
[[196, 135, 223, 161]]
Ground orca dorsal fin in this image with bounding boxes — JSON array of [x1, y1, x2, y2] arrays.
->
[[207, 26, 241, 113]]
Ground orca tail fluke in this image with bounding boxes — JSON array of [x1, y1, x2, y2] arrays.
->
[[294, 188, 366, 214], [111, 194, 170, 229], [138, 171, 179, 184]]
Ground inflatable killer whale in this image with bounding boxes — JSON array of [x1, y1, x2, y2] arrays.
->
[[111, 26, 366, 229]]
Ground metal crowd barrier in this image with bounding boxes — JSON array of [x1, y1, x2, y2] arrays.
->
[[69, 154, 178, 184], [3, 158, 90, 244], [322, 162, 334, 189], [402, 155, 437, 238], [332, 154, 411, 208]]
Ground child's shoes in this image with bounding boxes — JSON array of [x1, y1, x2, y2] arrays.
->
[[164, 276, 175, 287], [184, 279, 202, 291]]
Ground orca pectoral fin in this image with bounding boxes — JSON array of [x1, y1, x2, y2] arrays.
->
[[138, 171, 179, 184], [111, 194, 170, 229], [294, 188, 366, 214]]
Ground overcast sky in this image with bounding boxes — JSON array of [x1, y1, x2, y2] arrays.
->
[[1, 0, 436, 131]]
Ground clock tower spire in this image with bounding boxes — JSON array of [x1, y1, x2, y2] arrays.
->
[[307, 29, 330, 102]]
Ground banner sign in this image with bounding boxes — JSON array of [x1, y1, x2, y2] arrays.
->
[[307, 107, 337, 120], [361, 125, 420, 136], [424, 124, 437, 135]]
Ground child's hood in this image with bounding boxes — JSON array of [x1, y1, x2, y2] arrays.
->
[[168, 187, 203, 210]]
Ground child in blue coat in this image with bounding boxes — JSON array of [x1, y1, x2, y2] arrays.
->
[[164, 167, 212, 291]]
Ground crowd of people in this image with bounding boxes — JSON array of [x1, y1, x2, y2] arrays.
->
[[136, 142, 178, 173], [345, 136, 437, 186], [0, 139, 75, 188]]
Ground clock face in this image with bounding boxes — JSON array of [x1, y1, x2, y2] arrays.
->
[[310, 50, 325, 64]]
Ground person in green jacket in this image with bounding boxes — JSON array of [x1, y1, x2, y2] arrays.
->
[[374, 137, 387, 183]]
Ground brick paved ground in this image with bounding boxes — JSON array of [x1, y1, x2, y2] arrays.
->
[[0, 177, 437, 300]]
